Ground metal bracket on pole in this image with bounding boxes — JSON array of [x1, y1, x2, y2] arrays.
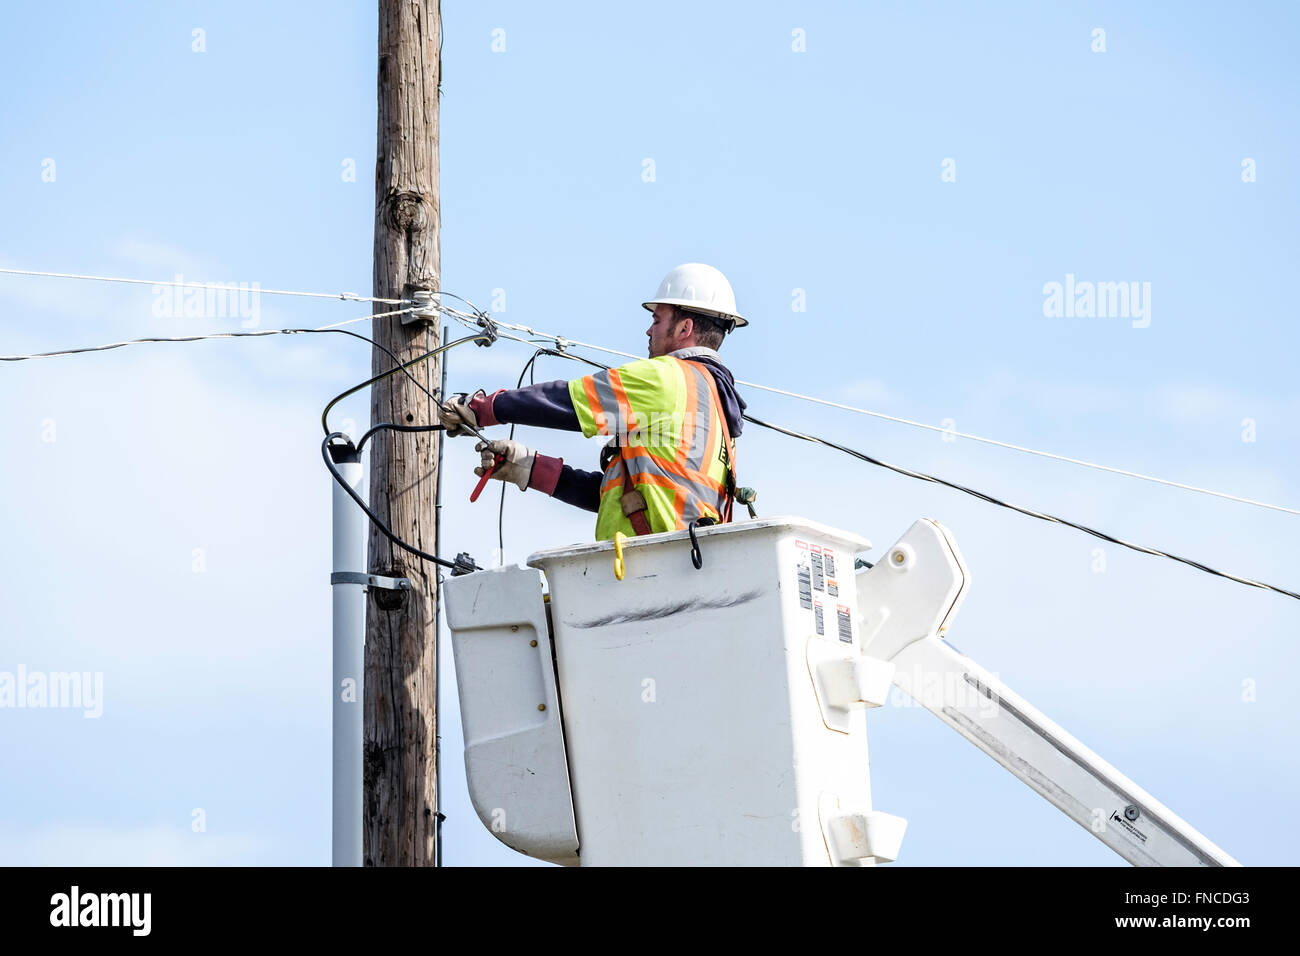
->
[[330, 571, 413, 591], [402, 288, 440, 326]]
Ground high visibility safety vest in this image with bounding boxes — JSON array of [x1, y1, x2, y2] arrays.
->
[[568, 356, 737, 542]]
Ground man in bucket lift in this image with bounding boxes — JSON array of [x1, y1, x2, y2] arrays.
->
[[439, 263, 749, 541]]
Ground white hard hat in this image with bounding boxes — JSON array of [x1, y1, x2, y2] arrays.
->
[[642, 262, 747, 329]]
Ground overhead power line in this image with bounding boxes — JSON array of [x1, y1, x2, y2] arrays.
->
[[0, 307, 464, 420], [444, 311, 1300, 519], [0, 273, 1289, 600], [5, 266, 1288, 517], [3, 263, 1293, 518], [731, 382, 1300, 517], [0, 309, 414, 362], [3, 267, 1295, 599], [744, 414, 1300, 603], [0, 267, 405, 305], [465, 323, 1300, 603]]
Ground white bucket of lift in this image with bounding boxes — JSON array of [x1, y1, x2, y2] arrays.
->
[[525, 516, 880, 866]]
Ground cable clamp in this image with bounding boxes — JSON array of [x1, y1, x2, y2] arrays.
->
[[330, 571, 412, 591], [474, 312, 498, 346], [451, 552, 479, 576], [554, 336, 568, 352]]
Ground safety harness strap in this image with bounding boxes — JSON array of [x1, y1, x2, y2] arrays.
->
[[620, 459, 654, 536]]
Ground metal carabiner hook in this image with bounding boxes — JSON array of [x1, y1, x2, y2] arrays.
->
[[687, 520, 703, 570]]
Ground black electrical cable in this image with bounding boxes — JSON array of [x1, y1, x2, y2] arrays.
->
[[322, 432, 479, 573], [0, 323, 441, 417], [486, 337, 1299, 603], [321, 332, 492, 435], [9, 297, 491, 576], [19, 300, 1292, 604], [314, 327, 442, 408], [742, 413, 1300, 603], [319, 329, 498, 574], [0, 314, 464, 438], [357, 421, 444, 453]]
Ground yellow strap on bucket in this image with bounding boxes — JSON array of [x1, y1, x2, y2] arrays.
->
[[613, 531, 627, 581]]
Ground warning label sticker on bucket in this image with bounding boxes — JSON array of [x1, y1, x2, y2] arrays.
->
[[796, 560, 813, 609], [836, 605, 853, 643], [824, 548, 837, 578], [813, 601, 824, 636], [810, 551, 825, 591]]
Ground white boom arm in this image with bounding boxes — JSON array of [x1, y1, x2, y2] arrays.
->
[[857, 519, 1240, 867]]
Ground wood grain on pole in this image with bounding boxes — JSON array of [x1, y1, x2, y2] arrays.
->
[[367, 0, 441, 867]]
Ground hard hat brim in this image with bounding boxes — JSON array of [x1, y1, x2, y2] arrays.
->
[[642, 299, 748, 329]]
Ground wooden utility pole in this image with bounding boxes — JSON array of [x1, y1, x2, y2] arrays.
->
[[366, 0, 441, 866]]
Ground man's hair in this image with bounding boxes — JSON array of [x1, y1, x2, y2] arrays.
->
[[673, 308, 728, 351]]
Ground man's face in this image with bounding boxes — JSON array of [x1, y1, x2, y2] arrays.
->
[[646, 304, 687, 357]]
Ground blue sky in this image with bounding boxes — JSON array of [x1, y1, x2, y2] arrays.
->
[[1, 0, 1296, 866]]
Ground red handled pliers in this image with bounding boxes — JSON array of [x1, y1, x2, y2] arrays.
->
[[470, 452, 506, 503]]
